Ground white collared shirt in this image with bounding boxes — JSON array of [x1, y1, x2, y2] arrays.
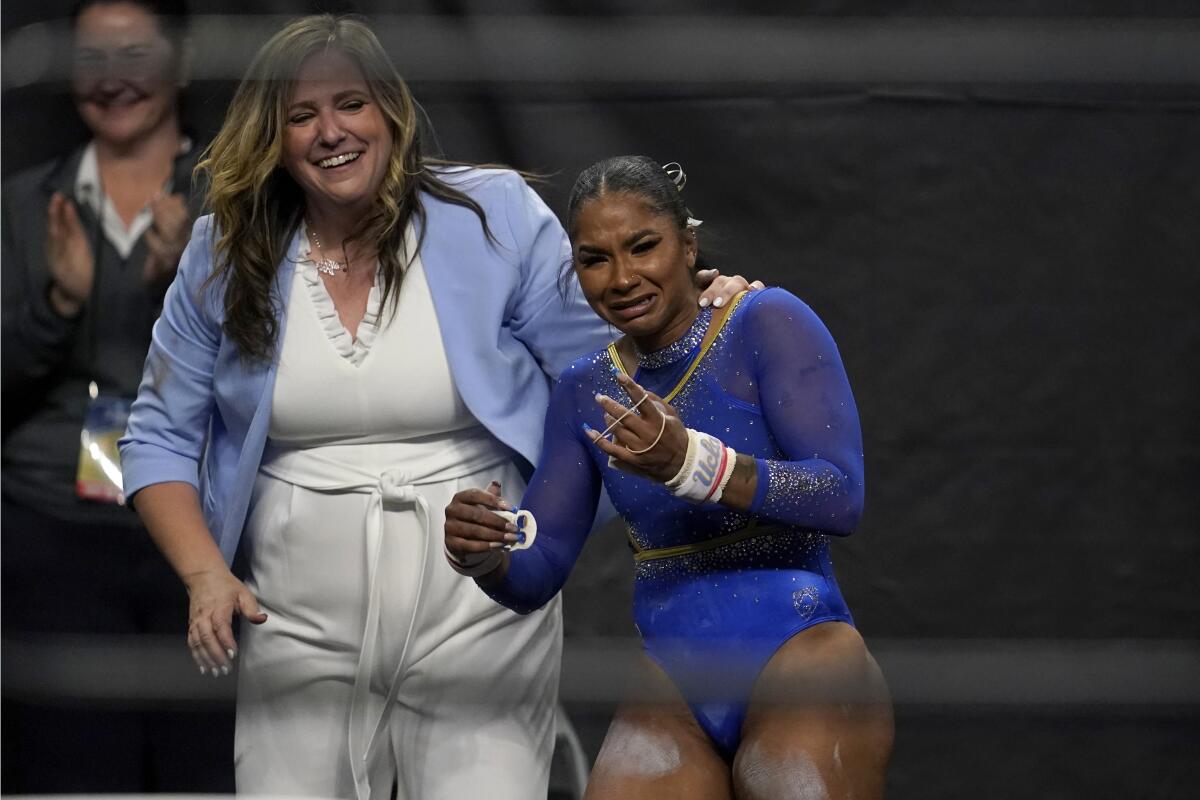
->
[[73, 137, 191, 260]]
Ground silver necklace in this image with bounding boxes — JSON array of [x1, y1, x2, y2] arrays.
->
[[306, 221, 347, 275]]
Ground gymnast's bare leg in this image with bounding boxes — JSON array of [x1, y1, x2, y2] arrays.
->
[[585, 654, 732, 800], [734, 622, 893, 800]]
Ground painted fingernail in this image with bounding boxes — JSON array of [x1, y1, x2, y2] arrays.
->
[[595, 393, 608, 403], [199, 665, 207, 675], [581, 422, 593, 433], [227, 648, 236, 660], [713, 296, 725, 308], [489, 541, 505, 550], [221, 664, 231, 676], [503, 533, 519, 543], [212, 669, 221, 679], [505, 522, 517, 532], [699, 297, 711, 308]]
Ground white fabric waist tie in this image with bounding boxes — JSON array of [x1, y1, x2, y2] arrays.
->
[[259, 434, 510, 800]]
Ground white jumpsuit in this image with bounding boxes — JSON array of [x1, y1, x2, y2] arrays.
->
[[234, 241, 561, 800]]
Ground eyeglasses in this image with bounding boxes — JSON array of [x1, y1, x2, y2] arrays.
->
[[72, 45, 171, 80]]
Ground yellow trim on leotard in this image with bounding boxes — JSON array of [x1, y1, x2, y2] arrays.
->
[[606, 290, 749, 404], [626, 519, 781, 562]]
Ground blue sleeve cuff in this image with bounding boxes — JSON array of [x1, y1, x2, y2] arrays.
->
[[120, 442, 201, 502], [482, 555, 541, 615]]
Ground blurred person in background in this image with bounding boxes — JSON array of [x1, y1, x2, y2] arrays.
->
[[1, 0, 235, 792], [446, 155, 893, 799], [118, 14, 753, 800]]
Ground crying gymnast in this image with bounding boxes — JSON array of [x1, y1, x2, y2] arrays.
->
[[445, 155, 894, 800]]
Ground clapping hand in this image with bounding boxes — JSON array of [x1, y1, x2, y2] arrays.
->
[[143, 191, 191, 295], [45, 192, 94, 317]]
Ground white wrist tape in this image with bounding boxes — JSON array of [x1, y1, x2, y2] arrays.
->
[[444, 547, 503, 578], [710, 446, 738, 504], [665, 427, 699, 491], [665, 428, 738, 504]]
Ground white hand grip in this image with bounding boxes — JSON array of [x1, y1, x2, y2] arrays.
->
[[495, 508, 537, 551]]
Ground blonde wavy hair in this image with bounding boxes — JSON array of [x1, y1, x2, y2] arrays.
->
[[198, 14, 494, 361]]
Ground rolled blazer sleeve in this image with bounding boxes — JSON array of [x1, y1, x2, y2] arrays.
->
[[119, 216, 222, 500]]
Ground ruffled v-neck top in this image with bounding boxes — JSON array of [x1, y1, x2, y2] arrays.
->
[[294, 223, 382, 367], [267, 226, 477, 446], [298, 264, 383, 367]]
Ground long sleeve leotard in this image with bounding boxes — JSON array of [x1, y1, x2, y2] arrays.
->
[[483, 287, 865, 757]]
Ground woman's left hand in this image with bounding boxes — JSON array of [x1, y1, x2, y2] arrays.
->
[[143, 192, 192, 295], [695, 269, 765, 309], [585, 373, 689, 483]]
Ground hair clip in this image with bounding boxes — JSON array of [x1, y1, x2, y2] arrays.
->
[[686, 216, 704, 229], [662, 161, 687, 192]]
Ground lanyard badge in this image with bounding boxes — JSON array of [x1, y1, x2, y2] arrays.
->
[[75, 381, 132, 504]]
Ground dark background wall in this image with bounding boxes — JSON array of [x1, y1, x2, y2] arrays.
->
[[4, 2, 1197, 797]]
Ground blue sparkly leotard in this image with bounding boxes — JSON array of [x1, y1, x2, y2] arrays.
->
[[486, 288, 863, 758]]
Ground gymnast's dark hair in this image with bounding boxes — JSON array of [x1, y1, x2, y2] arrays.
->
[[567, 155, 695, 236], [561, 155, 714, 296]]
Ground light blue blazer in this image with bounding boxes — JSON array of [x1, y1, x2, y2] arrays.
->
[[120, 168, 610, 564]]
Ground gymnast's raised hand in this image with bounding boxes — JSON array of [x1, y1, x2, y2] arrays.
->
[[584, 373, 688, 483]]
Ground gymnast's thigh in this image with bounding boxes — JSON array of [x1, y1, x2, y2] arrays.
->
[[585, 653, 732, 800], [734, 621, 893, 800]]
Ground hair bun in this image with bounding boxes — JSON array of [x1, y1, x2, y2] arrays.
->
[[662, 162, 687, 192]]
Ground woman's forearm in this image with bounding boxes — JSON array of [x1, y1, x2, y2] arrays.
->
[[134, 481, 229, 586]]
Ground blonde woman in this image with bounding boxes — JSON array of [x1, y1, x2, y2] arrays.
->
[[120, 14, 751, 799]]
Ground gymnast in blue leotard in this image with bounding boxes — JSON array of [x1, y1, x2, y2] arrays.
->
[[445, 156, 893, 799]]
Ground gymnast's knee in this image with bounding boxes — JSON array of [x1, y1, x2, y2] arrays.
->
[[732, 737, 833, 800]]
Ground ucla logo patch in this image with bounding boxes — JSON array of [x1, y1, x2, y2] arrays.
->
[[792, 586, 821, 620]]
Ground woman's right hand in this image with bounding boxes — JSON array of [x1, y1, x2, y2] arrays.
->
[[45, 192, 94, 317], [183, 567, 268, 676], [444, 481, 519, 568]]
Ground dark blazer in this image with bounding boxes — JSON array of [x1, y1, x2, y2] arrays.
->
[[1, 139, 204, 523]]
